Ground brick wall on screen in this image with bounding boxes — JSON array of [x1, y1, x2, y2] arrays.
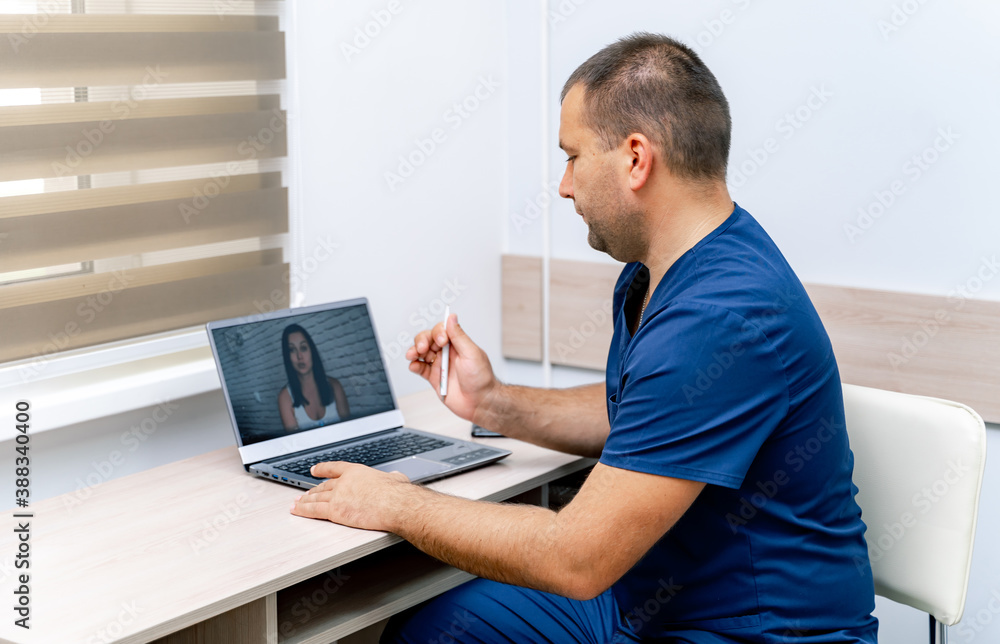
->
[[213, 304, 395, 442]]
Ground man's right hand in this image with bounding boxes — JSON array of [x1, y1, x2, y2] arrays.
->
[[405, 314, 500, 424], [407, 315, 609, 457]]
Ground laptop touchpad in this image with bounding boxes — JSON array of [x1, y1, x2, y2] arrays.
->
[[376, 457, 451, 481]]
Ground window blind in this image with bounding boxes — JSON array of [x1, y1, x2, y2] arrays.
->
[[0, 0, 289, 365]]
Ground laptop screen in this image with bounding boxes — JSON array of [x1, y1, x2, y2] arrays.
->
[[209, 300, 397, 447]]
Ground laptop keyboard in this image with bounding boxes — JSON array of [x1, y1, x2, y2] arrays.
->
[[279, 434, 453, 476]]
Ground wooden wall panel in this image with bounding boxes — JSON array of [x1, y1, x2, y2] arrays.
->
[[502, 255, 1000, 424], [806, 283, 1000, 423], [548, 259, 620, 370], [500, 255, 543, 361]]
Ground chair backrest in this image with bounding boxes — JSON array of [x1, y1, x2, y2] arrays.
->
[[843, 384, 987, 625]]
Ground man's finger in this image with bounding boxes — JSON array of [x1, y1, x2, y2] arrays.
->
[[290, 500, 331, 520], [407, 345, 438, 361], [413, 329, 434, 354], [432, 320, 446, 346], [310, 461, 355, 478], [445, 314, 478, 354], [407, 343, 440, 362], [306, 480, 334, 494], [300, 490, 336, 503], [409, 360, 432, 381]]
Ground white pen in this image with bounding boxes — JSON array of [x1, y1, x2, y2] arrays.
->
[[439, 305, 450, 397]]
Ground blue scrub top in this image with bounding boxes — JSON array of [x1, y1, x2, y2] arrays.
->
[[601, 204, 878, 642]]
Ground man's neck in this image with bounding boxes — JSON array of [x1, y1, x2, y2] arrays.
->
[[640, 187, 734, 296]]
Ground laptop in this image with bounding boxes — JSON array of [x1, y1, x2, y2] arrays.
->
[[206, 298, 511, 489]]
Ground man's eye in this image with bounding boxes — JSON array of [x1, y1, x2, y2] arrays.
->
[[565, 156, 576, 163]]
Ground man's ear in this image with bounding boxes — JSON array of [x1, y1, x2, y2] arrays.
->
[[626, 133, 654, 192]]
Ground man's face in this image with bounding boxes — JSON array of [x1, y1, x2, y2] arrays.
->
[[558, 84, 645, 263]]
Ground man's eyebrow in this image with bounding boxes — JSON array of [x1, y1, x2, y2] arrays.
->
[[558, 139, 575, 152]]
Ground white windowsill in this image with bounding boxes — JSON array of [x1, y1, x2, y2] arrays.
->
[[0, 328, 221, 440]]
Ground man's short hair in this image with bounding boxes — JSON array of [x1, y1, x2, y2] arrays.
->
[[561, 32, 731, 182]]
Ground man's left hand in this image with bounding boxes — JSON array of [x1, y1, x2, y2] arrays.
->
[[289, 462, 412, 531]]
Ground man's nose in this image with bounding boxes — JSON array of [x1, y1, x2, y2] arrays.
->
[[558, 166, 573, 199]]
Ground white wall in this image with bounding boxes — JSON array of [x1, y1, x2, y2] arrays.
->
[[292, 0, 509, 397]]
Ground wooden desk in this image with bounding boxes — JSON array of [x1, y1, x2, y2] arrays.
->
[[0, 390, 593, 644]]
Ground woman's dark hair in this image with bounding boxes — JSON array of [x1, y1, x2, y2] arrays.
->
[[281, 323, 334, 408]]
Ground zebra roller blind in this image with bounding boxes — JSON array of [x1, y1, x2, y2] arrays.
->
[[0, 0, 290, 365]]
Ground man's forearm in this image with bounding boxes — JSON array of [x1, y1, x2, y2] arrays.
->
[[388, 483, 595, 599], [474, 382, 609, 457]]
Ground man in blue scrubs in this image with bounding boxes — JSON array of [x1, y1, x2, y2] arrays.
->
[[291, 32, 878, 643]]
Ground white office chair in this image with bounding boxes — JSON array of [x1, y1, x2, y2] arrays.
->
[[843, 384, 987, 644]]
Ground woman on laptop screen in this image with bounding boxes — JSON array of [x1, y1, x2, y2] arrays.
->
[[277, 323, 351, 431]]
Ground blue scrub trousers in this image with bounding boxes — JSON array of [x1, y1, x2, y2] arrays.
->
[[380, 578, 642, 644], [380, 578, 787, 643]]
